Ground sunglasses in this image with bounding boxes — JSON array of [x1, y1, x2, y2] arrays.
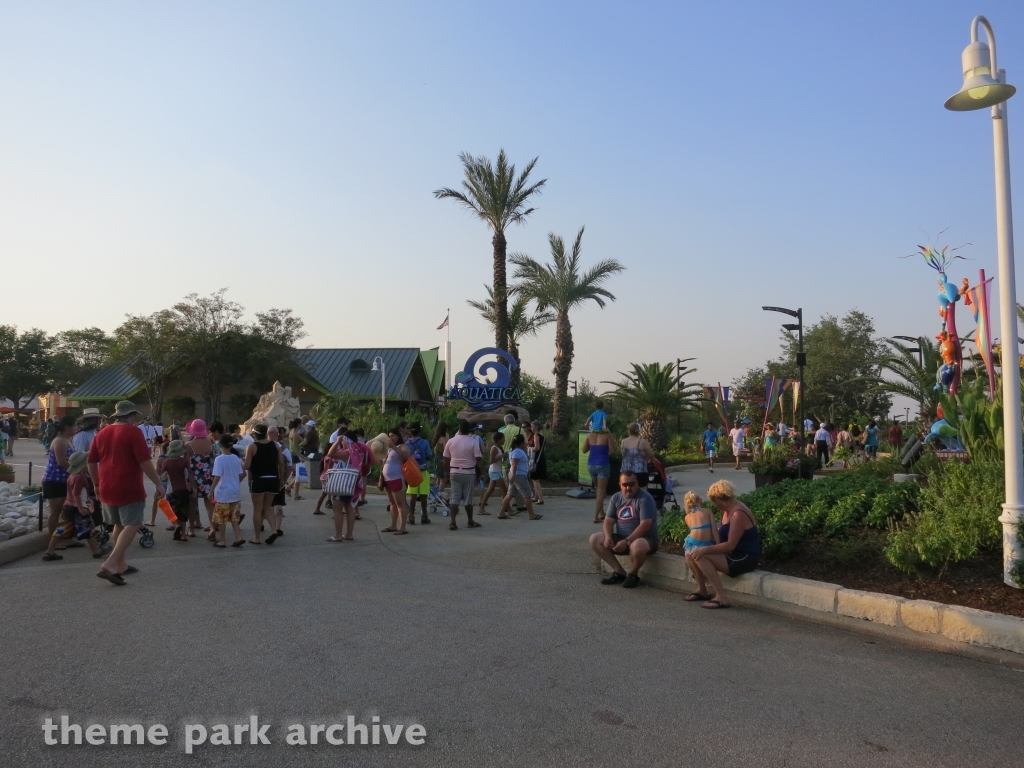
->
[[620, 481, 637, 488]]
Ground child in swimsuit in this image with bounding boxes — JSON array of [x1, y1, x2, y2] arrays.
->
[[683, 491, 718, 577]]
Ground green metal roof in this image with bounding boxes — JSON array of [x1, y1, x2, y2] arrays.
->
[[69, 364, 144, 400], [72, 348, 436, 402]]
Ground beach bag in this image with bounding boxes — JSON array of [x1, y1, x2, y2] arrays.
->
[[325, 460, 359, 496], [348, 440, 373, 477], [402, 457, 423, 487], [295, 462, 310, 483]]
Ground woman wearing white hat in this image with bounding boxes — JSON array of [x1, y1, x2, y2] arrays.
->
[[374, 429, 411, 535]]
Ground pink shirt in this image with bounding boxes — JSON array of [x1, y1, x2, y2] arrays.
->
[[443, 434, 482, 474]]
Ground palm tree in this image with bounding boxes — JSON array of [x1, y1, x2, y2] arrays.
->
[[875, 337, 942, 419], [511, 227, 625, 436], [466, 285, 554, 383], [434, 150, 547, 353], [601, 362, 703, 449]]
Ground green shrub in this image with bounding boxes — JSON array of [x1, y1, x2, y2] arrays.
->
[[659, 510, 690, 544], [865, 483, 919, 527], [884, 461, 1004, 574], [546, 459, 578, 481], [822, 492, 871, 538]]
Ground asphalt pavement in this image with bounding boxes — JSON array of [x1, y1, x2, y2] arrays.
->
[[0, 443, 1021, 767]]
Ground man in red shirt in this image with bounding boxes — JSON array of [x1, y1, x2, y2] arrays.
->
[[888, 421, 904, 455], [87, 401, 165, 585]]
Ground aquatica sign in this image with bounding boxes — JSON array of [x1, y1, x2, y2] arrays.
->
[[446, 348, 522, 411]]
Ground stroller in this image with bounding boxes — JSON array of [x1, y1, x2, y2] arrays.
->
[[647, 458, 680, 515], [92, 505, 155, 549], [427, 479, 451, 518]]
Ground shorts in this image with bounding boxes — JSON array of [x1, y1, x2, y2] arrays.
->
[[42, 480, 68, 501], [726, 552, 760, 577], [383, 477, 404, 493], [166, 489, 191, 520], [588, 463, 611, 480], [102, 499, 146, 527], [272, 489, 286, 507], [508, 475, 532, 499], [488, 469, 504, 481], [331, 495, 353, 505], [684, 539, 713, 557], [406, 471, 430, 495], [449, 473, 476, 506], [55, 505, 94, 540], [250, 477, 280, 495], [611, 533, 659, 555], [705, 448, 717, 458], [213, 501, 242, 524]]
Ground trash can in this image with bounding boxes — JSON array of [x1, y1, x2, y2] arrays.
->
[[306, 456, 323, 491]]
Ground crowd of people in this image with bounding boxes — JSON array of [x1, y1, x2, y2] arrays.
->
[[700, 415, 903, 471], [33, 400, 561, 584]]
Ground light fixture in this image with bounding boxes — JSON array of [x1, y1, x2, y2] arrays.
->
[[945, 19, 1016, 111]]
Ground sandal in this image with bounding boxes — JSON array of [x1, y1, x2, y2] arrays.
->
[[231, 540, 245, 547], [467, 521, 481, 528], [529, 514, 543, 520], [119, 565, 139, 575], [248, 539, 262, 545], [449, 523, 458, 530], [313, 510, 325, 515], [381, 527, 397, 533], [96, 570, 127, 586], [42, 553, 63, 561], [701, 600, 730, 609], [326, 536, 344, 542], [213, 542, 226, 548], [393, 530, 409, 535], [497, 515, 509, 519], [477, 510, 491, 515], [685, 593, 712, 602]]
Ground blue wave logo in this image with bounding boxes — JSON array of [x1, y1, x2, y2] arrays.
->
[[447, 348, 521, 411]]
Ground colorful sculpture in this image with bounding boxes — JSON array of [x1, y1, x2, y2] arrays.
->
[[925, 403, 965, 451], [916, 245, 966, 395]]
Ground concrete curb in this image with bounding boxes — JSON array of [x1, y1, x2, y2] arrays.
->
[[0, 531, 50, 567], [610, 551, 1024, 669]]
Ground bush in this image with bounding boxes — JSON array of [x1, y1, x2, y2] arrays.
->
[[546, 459, 578, 481], [659, 510, 690, 544], [884, 461, 1004, 574], [748, 446, 818, 479]]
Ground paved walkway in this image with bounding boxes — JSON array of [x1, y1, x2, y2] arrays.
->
[[1, 445, 1021, 766]]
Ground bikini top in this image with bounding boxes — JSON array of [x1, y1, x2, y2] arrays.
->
[[688, 523, 711, 530]]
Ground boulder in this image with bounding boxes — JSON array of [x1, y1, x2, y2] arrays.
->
[[0, 531, 9, 542], [0, 519, 14, 532], [10, 526, 27, 538]]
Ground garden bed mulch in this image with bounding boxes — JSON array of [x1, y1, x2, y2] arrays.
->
[[659, 532, 1024, 619]]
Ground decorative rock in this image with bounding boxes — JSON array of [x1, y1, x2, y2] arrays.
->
[[0, 531, 8, 542], [4, 510, 20, 519], [10, 526, 27, 538], [0, 519, 13, 532]]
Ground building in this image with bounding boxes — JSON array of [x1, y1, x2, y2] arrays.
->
[[70, 348, 446, 423]]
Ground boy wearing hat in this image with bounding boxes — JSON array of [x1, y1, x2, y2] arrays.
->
[[42, 452, 108, 561], [157, 439, 196, 541]]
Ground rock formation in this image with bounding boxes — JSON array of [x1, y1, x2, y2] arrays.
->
[[243, 382, 301, 432]]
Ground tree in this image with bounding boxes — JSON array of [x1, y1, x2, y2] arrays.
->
[[602, 362, 702, 449], [434, 149, 546, 353], [467, 284, 553, 383], [109, 310, 181, 420], [511, 227, 625, 436], [735, 310, 891, 427], [50, 327, 112, 394], [0, 326, 53, 421], [875, 336, 942, 420]]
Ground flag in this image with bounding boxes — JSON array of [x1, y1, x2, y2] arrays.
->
[[762, 377, 788, 436], [437, 314, 449, 330], [791, 381, 801, 420], [966, 269, 996, 396]]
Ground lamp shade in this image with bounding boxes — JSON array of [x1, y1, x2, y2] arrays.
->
[[945, 40, 1015, 111]]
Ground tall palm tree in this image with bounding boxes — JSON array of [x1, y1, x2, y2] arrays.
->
[[875, 336, 942, 419], [601, 362, 703, 449], [434, 150, 547, 353], [467, 285, 554, 382], [511, 227, 625, 436]]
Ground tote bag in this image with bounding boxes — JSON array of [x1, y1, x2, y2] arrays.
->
[[294, 462, 310, 483], [325, 460, 359, 497]]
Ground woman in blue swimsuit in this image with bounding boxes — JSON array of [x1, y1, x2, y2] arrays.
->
[[583, 430, 617, 524]]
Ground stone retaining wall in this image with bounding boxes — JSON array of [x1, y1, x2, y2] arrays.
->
[[613, 552, 1024, 661]]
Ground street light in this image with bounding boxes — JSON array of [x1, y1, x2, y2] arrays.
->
[[764, 306, 805, 439], [891, 335, 924, 368], [569, 380, 578, 426], [371, 356, 386, 414], [945, 15, 1022, 587]]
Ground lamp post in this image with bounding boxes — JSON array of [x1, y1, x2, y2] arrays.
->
[[371, 356, 386, 414], [569, 380, 578, 426], [891, 335, 924, 368], [763, 305, 804, 436], [945, 15, 1021, 587]]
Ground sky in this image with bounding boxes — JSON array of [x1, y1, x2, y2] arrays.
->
[[2, 1, 1023, 415]]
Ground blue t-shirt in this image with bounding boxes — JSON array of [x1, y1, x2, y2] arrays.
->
[[406, 436, 432, 469], [589, 409, 608, 431], [508, 447, 529, 476], [703, 430, 719, 450], [608, 490, 658, 541]]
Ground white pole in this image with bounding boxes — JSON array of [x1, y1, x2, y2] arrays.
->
[[992, 87, 1024, 587], [381, 361, 386, 414]]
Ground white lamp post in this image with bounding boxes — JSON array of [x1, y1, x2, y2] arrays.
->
[[371, 356, 386, 414], [945, 15, 1022, 587]]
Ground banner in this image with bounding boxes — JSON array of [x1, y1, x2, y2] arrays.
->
[[965, 269, 996, 396], [762, 377, 788, 436]]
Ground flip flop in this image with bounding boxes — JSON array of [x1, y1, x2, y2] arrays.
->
[[701, 600, 730, 609], [213, 542, 226, 548], [96, 570, 127, 586], [381, 527, 397, 533], [313, 511, 326, 515], [393, 530, 409, 535], [449, 523, 458, 530], [231, 540, 245, 547], [529, 515, 543, 520], [119, 566, 139, 575], [685, 592, 712, 602], [248, 539, 262, 545], [497, 515, 509, 520], [42, 553, 63, 561], [326, 536, 344, 542], [265, 533, 279, 545], [477, 510, 491, 515], [467, 521, 481, 528]]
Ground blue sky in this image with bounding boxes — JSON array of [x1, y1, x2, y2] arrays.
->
[[2, 1, 1022, 411]]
